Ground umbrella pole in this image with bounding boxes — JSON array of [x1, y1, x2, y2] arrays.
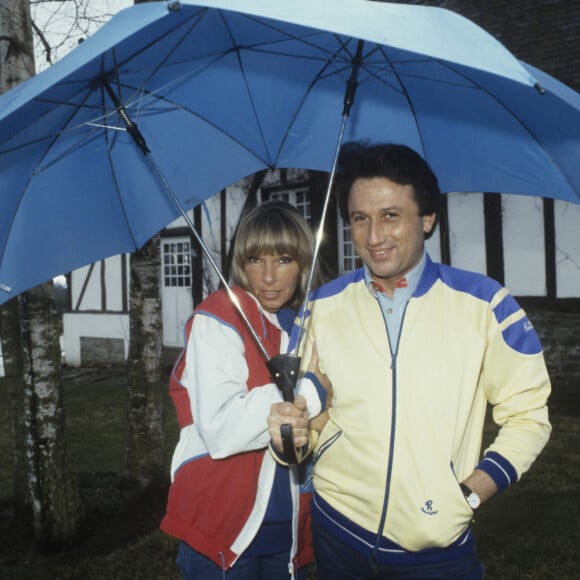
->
[[104, 80, 306, 462], [102, 80, 271, 361], [151, 161, 305, 464], [295, 39, 365, 353], [152, 157, 274, 361]]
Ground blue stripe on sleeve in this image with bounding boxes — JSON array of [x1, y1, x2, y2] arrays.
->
[[492, 293, 521, 324], [476, 451, 518, 492], [492, 295, 542, 354]]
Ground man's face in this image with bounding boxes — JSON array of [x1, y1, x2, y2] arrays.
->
[[348, 177, 436, 295]]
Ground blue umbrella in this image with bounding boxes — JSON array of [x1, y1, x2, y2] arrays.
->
[[1, 0, 579, 306]]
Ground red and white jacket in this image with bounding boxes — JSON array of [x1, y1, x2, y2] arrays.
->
[[160, 286, 318, 574]]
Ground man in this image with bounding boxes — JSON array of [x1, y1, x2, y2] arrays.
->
[[268, 142, 551, 579]]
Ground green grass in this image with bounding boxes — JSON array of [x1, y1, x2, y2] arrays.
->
[[0, 368, 578, 578], [474, 415, 580, 579]]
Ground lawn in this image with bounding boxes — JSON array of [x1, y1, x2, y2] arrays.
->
[[0, 366, 578, 579]]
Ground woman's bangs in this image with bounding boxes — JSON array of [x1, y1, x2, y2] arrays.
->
[[243, 222, 299, 260]]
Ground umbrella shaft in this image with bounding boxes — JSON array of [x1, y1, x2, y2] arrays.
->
[[295, 42, 364, 354], [103, 80, 150, 154], [295, 111, 349, 353], [146, 156, 272, 363]]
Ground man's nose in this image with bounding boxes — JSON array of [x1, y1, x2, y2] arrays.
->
[[367, 219, 383, 245]]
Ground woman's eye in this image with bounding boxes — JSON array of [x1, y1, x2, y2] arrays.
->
[[247, 256, 260, 264], [279, 255, 293, 264]]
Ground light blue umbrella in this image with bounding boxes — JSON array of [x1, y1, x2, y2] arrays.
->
[[1, 0, 579, 306]]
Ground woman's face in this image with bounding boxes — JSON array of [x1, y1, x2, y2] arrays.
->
[[243, 252, 300, 313]]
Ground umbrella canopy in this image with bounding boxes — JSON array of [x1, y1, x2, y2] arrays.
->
[[1, 0, 579, 305]]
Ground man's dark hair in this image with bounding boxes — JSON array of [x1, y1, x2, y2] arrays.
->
[[335, 142, 441, 239]]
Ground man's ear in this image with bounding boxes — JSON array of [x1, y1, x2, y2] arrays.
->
[[422, 213, 436, 235]]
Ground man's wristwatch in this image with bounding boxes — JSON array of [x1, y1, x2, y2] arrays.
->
[[460, 483, 481, 510]]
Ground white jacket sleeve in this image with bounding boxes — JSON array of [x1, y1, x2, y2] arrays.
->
[[182, 313, 285, 458]]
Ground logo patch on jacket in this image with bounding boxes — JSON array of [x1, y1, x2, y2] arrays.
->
[[420, 499, 439, 515]]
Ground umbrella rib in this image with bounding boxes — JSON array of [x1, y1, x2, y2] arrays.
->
[[117, 80, 276, 169], [211, 12, 365, 166], [364, 48, 576, 196], [273, 34, 358, 165], [231, 12, 357, 63], [217, 12, 275, 166], [99, 79, 141, 251], [437, 60, 580, 198], [0, 88, 106, 275], [372, 46, 429, 159], [106, 8, 208, 85]]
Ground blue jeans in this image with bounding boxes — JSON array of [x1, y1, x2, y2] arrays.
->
[[176, 541, 310, 579], [312, 521, 484, 579]]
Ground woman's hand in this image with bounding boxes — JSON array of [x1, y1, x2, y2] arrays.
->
[[268, 395, 309, 452]]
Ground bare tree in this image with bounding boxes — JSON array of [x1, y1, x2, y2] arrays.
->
[[30, 0, 129, 68]]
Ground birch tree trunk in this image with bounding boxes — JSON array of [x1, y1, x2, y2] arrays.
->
[[0, 0, 36, 518], [0, 0, 35, 92], [19, 284, 84, 549], [127, 234, 164, 488], [1, 0, 83, 549]]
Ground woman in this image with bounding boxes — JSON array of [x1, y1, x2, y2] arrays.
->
[[161, 201, 323, 579]]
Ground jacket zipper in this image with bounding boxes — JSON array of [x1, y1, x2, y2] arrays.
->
[[372, 297, 410, 563]]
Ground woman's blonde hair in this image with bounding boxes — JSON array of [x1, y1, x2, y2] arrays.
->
[[231, 201, 320, 310]]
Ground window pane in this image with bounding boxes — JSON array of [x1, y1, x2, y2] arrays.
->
[[162, 239, 193, 287]]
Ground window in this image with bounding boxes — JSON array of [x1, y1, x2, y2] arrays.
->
[[262, 188, 312, 223], [162, 241, 192, 287], [338, 215, 359, 273], [263, 185, 359, 274]]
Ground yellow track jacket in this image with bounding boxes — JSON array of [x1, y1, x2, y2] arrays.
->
[[294, 255, 551, 564]]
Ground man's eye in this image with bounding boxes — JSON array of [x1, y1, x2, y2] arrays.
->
[[351, 214, 367, 223]]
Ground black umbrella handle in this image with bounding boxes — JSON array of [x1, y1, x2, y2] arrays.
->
[[266, 354, 302, 464]]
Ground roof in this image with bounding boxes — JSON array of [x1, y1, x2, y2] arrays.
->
[[388, 0, 580, 90]]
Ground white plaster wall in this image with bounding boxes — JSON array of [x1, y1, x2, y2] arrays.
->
[[71, 263, 100, 310], [62, 312, 129, 366], [555, 201, 580, 298], [104, 254, 127, 311], [502, 195, 546, 296], [70, 255, 128, 311], [446, 192, 487, 274], [200, 185, 247, 294]]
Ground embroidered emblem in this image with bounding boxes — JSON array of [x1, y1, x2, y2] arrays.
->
[[420, 500, 439, 515], [523, 320, 534, 332]]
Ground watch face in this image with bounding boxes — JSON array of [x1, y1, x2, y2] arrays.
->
[[467, 492, 481, 509], [460, 483, 481, 509]]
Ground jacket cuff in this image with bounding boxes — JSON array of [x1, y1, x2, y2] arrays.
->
[[476, 451, 518, 493], [304, 371, 328, 409]]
